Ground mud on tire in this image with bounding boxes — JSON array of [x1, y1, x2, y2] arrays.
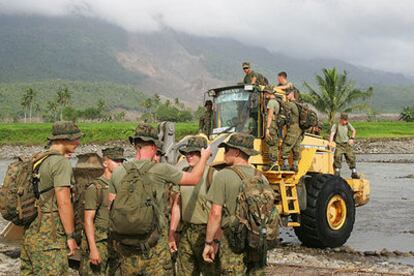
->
[[294, 174, 355, 248]]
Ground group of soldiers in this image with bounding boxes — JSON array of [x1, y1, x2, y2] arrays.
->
[[200, 61, 360, 177], [20, 120, 268, 275]]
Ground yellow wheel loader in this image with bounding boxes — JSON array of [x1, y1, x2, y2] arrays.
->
[[162, 84, 370, 248]]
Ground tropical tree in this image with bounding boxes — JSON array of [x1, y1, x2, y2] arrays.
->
[[56, 87, 72, 120], [20, 88, 38, 123], [302, 68, 373, 126], [46, 100, 59, 122]]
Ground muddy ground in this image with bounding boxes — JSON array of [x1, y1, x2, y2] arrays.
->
[[0, 143, 413, 275]]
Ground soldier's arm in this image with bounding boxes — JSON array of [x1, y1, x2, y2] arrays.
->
[[55, 186, 77, 255], [266, 108, 274, 130], [251, 76, 257, 84], [84, 210, 101, 264], [203, 203, 222, 263], [329, 124, 336, 144], [168, 194, 181, 252], [179, 146, 211, 185]]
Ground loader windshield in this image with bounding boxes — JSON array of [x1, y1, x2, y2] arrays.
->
[[212, 88, 260, 136]]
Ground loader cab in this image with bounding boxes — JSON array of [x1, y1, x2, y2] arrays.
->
[[207, 85, 264, 138]]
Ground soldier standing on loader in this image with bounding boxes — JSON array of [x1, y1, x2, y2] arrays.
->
[[79, 147, 125, 276], [169, 136, 218, 275], [20, 121, 82, 275], [199, 100, 213, 136], [281, 90, 304, 172], [203, 133, 277, 275], [108, 124, 211, 275], [242, 62, 269, 86], [277, 71, 300, 101], [264, 86, 281, 171], [329, 113, 360, 179]]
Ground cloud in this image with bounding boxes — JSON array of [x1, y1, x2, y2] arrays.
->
[[1, 0, 414, 75]]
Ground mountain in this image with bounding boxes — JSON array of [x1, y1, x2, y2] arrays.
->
[[0, 14, 413, 113]]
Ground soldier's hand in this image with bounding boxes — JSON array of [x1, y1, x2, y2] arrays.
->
[[89, 249, 102, 265], [201, 146, 212, 160], [67, 239, 79, 257], [202, 244, 215, 263], [348, 139, 355, 146], [265, 129, 271, 140]]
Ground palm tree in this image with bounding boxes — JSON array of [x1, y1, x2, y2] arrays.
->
[[21, 88, 37, 123], [303, 68, 373, 126], [47, 100, 59, 122], [56, 87, 72, 120]]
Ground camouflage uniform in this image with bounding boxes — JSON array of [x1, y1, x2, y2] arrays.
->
[[331, 122, 356, 170], [20, 121, 82, 275], [176, 137, 218, 275], [206, 133, 265, 275], [109, 124, 183, 275], [281, 101, 304, 162], [199, 109, 213, 136], [265, 97, 280, 165]]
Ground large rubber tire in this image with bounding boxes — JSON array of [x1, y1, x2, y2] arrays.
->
[[294, 174, 355, 248]]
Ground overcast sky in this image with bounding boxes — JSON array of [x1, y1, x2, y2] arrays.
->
[[1, 0, 414, 76]]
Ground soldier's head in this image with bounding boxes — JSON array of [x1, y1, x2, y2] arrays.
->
[[339, 113, 349, 125], [242, 62, 252, 74], [263, 86, 275, 99], [218, 133, 259, 165], [129, 123, 162, 160], [102, 147, 125, 172], [286, 89, 295, 101], [278, 71, 288, 84], [204, 100, 213, 111], [48, 121, 83, 155], [179, 136, 208, 167]]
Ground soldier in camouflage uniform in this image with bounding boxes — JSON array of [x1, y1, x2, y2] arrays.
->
[[108, 124, 211, 275], [199, 100, 213, 136], [203, 133, 266, 275], [281, 90, 304, 172], [20, 121, 82, 275], [329, 113, 359, 179], [264, 86, 281, 171], [277, 71, 300, 102], [169, 136, 218, 275], [242, 62, 268, 86], [79, 147, 125, 276]]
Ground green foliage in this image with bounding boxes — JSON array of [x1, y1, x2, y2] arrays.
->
[[155, 104, 193, 122], [303, 68, 373, 126], [399, 106, 414, 122]]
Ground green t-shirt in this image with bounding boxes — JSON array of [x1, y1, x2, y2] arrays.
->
[[206, 165, 258, 227], [84, 176, 110, 241], [38, 154, 73, 213], [267, 98, 280, 128], [179, 166, 212, 225], [243, 70, 258, 84], [287, 101, 299, 125], [331, 123, 355, 144], [109, 160, 183, 229]]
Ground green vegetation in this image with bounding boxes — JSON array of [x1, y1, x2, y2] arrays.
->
[[302, 68, 373, 126], [0, 121, 413, 146], [0, 122, 199, 145], [400, 106, 414, 122]]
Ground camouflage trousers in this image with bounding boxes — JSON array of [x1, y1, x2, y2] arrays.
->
[[79, 240, 110, 276], [113, 237, 173, 275], [20, 213, 69, 275], [217, 234, 246, 275], [281, 124, 303, 160], [265, 126, 279, 163], [177, 223, 218, 276], [334, 143, 356, 169]]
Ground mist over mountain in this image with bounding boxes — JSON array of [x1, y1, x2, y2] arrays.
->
[[0, 15, 413, 112]]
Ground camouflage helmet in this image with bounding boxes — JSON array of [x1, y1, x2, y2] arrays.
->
[[179, 136, 208, 155], [128, 123, 162, 148], [102, 147, 126, 162], [218, 132, 259, 156], [340, 112, 349, 120], [48, 121, 83, 141], [242, 62, 251, 69]]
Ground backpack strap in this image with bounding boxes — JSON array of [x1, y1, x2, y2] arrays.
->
[[205, 166, 215, 192], [228, 166, 248, 181]]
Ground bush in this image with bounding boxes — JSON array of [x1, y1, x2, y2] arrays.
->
[[400, 106, 414, 122]]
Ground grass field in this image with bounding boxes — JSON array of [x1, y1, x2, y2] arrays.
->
[[0, 121, 413, 145]]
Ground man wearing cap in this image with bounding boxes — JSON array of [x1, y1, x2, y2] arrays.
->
[[199, 100, 213, 137], [80, 147, 125, 276], [264, 86, 281, 171], [108, 124, 211, 275], [281, 90, 304, 172], [169, 136, 218, 275], [202, 133, 267, 275], [242, 62, 269, 86], [329, 113, 359, 179], [20, 121, 82, 275]]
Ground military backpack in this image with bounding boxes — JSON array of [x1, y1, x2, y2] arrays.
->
[[296, 102, 319, 130], [109, 161, 160, 247], [0, 151, 58, 226], [225, 166, 279, 264], [256, 73, 269, 86]]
